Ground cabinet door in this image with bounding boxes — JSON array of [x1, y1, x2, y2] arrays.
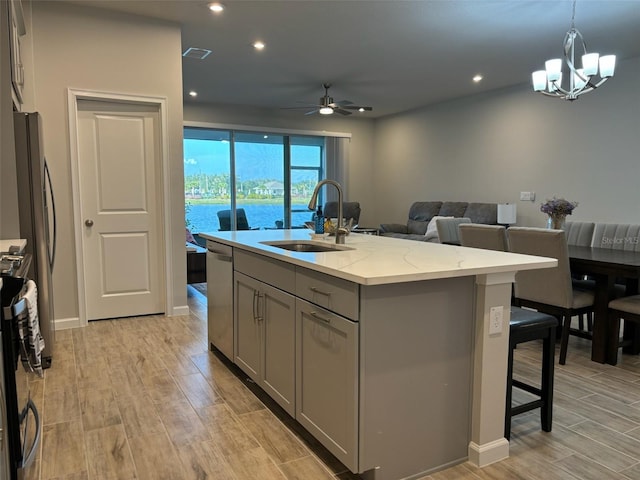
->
[[234, 272, 262, 384], [295, 299, 359, 472], [262, 283, 296, 416]]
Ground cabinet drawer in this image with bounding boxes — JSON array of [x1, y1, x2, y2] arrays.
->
[[234, 250, 295, 294], [296, 268, 359, 320]]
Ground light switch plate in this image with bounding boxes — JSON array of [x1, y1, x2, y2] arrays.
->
[[520, 191, 536, 201]]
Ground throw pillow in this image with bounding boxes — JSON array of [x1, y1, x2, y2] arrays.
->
[[424, 216, 453, 240]]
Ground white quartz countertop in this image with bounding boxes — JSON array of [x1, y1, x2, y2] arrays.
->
[[200, 229, 556, 285]]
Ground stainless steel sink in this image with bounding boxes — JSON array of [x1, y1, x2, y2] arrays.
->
[[261, 241, 353, 253]]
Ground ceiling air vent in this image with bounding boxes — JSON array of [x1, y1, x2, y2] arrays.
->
[[182, 48, 212, 60]]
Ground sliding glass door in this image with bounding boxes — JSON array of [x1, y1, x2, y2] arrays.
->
[[184, 128, 325, 233]]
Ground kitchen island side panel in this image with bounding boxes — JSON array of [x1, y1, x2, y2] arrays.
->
[[358, 276, 475, 479]]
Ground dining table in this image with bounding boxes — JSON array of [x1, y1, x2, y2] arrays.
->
[[568, 245, 640, 364]]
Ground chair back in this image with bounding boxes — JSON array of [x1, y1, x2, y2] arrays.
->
[[507, 227, 573, 309], [323, 201, 361, 225], [592, 223, 640, 252], [435, 217, 471, 245], [217, 208, 250, 231], [562, 221, 595, 247], [459, 224, 508, 251]]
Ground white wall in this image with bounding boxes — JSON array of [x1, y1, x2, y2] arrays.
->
[[372, 55, 640, 229], [183, 102, 377, 226], [27, 2, 186, 322]]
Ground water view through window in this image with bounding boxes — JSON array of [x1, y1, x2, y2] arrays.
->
[[184, 128, 325, 233]]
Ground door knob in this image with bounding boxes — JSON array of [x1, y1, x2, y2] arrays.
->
[[85, 219, 94, 227]]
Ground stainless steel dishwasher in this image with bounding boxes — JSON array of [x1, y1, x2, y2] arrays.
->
[[206, 240, 234, 360]]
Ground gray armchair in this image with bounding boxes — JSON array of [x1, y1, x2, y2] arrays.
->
[[323, 201, 361, 226]]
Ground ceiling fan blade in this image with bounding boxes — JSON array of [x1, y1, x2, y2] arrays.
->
[[304, 109, 320, 115], [332, 100, 354, 107], [333, 108, 352, 116], [281, 104, 323, 110], [343, 105, 373, 111]]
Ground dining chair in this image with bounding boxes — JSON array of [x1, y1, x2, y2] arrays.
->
[[590, 223, 639, 306], [459, 223, 508, 251], [507, 227, 595, 365], [592, 223, 640, 251], [563, 222, 596, 331], [607, 295, 640, 365], [435, 217, 471, 245], [563, 221, 596, 247]]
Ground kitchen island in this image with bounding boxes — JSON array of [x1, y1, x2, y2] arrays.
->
[[200, 229, 555, 480]]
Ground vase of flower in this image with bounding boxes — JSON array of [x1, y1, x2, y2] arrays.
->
[[546, 214, 566, 230], [540, 197, 578, 230]]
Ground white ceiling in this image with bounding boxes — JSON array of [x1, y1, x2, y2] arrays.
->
[[66, 0, 640, 118]]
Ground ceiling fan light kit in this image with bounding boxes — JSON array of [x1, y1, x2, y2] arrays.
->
[[531, 0, 616, 101], [285, 83, 373, 116]]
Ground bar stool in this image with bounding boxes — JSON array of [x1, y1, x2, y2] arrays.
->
[[505, 307, 558, 439]]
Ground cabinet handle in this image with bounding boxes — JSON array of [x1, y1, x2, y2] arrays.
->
[[309, 286, 331, 297], [253, 290, 264, 322], [310, 311, 331, 324], [252, 290, 259, 321]]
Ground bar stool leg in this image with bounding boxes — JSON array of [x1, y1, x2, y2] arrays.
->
[[504, 338, 516, 440], [541, 332, 555, 432]]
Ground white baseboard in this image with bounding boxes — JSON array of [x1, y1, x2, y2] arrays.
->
[[468, 438, 509, 467], [55, 317, 82, 330], [171, 305, 190, 316], [54, 306, 191, 330]]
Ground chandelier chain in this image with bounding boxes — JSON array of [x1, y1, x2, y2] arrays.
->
[[570, 0, 577, 29]]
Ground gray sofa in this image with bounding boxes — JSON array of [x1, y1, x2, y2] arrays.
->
[[379, 201, 498, 242]]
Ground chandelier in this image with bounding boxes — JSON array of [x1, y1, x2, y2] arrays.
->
[[531, 0, 616, 101]]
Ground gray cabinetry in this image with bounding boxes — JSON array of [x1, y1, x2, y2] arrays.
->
[[296, 267, 359, 320], [295, 298, 358, 471], [234, 261, 296, 416]]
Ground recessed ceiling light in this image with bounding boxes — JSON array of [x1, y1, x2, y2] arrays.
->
[[208, 3, 224, 13], [473, 74, 483, 83], [253, 41, 265, 51], [188, 90, 198, 97]]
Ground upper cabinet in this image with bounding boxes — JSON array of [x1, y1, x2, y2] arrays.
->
[[9, 0, 25, 108]]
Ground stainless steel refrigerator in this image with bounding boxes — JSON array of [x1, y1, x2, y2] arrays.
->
[[13, 112, 56, 368]]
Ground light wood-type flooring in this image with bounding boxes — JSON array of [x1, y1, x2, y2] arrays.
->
[[23, 284, 640, 479]]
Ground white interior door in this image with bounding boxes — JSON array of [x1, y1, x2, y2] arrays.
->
[[77, 100, 164, 320]]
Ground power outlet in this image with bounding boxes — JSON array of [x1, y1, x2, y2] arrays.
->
[[489, 306, 504, 335]]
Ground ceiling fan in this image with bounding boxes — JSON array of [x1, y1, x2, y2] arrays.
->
[[284, 83, 373, 116]]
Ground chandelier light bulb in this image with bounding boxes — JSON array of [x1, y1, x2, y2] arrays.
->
[[599, 55, 616, 78], [581, 53, 599, 76], [532, 71, 547, 92], [545, 59, 562, 82]]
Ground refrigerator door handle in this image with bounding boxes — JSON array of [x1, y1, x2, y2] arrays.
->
[[44, 160, 57, 271]]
